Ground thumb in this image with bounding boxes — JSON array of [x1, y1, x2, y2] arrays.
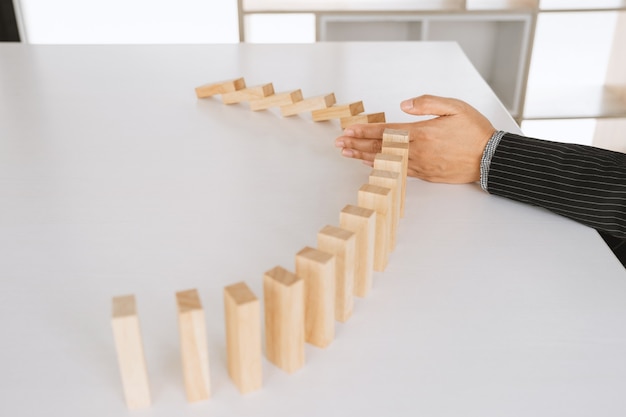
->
[[400, 95, 463, 117]]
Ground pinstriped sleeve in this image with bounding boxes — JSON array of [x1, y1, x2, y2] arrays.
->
[[484, 132, 626, 239]]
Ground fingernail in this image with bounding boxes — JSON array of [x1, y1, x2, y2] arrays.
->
[[362, 160, 373, 167], [335, 140, 345, 148], [342, 149, 354, 157], [401, 99, 413, 110], [344, 129, 355, 137]]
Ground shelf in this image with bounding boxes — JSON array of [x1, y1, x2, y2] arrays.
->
[[243, 0, 464, 12], [466, 0, 538, 10], [320, 16, 423, 41], [539, 0, 626, 11], [523, 85, 626, 120]]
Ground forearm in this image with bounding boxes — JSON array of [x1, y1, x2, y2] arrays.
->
[[484, 132, 626, 239]]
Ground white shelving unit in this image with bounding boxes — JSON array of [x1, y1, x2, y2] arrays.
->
[[240, 0, 626, 149]]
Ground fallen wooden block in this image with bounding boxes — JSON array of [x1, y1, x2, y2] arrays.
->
[[176, 289, 211, 402], [222, 83, 275, 104], [296, 247, 336, 348], [312, 101, 364, 122], [224, 282, 262, 394], [264, 266, 305, 373], [339, 205, 376, 297], [381, 142, 409, 218], [111, 295, 151, 410], [249, 90, 303, 111], [195, 77, 246, 98], [369, 169, 400, 252], [340, 112, 386, 129], [280, 93, 336, 117], [317, 225, 356, 323], [358, 184, 392, 272]]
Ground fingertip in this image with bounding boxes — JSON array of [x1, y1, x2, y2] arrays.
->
[[343, 128, 355, 137], [400, 99, 414, 111], [362, 160, 373, 167]]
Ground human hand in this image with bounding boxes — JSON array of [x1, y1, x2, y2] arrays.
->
[[335, 95, 496, 183]]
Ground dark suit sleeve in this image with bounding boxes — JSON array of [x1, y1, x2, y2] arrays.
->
[[486, 132, 626, 239]]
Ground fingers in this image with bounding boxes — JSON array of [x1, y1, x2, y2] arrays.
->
[[400, 95, 465, 117]]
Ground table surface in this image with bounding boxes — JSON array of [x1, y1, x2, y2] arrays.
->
[[1, 42, 625, 417]]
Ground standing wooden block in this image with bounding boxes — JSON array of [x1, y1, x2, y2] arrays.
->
[[224, 282, 262, 394], [382, 128, 410, 143], [317, 226, 356, 323], [280, 93, 336, 117], [195, 77, 246, 98], [176, 289, 211, 402], [369, 169, 400, 252], [373, 153, 404, 222], [295, 247, 336, 348], [221, 83, 275, 104], [249, 90, 303, 111], [381, 142, 409, 218], [339, 205, 376, 297], [340, 112, 386, 129], [111, 295, 151, 410], [264, 266, 305, 373], [311, 101, 364, 122], [358, 184, 392, 272]]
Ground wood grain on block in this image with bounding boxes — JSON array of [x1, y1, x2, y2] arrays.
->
[[382, 128, 410, 143], [280, 93, 336, 117], [317, 225, 356, 323], [358, 184, 392, 272], [339, 205, 376, 297], [224, 282, 262, 394], [369, 169, 400, 252], [249, 90, 303, 111], [263, 266, 305, 373], [340, 112, 386, 129], [176, 289, 211, 402], [381, 142, 409, 218], [221, 83, 275, 104], [295, 247, 336, 348], [195, 77, 246, 98], [111, 295, 151, 410], [312, 101, 364, 122]]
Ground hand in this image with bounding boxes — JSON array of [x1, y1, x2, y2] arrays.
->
[[335, 95, 496, 183]]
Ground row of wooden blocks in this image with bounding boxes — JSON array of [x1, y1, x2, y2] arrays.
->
[[195, 77, 386, 129], [111, 128, 410, 409]]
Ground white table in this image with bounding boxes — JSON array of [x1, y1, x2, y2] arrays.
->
[[1, 43, 625, 417]]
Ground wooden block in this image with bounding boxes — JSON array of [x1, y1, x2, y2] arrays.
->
[[340, 112, 386, 129], [358, 184, 392, 272], [195, 77, 246, 98], [339, 205, 376, 297], [280, 93, 336, 117], [374, 153, 404, 220], [381, 142, 409, 218], [111, 295, 151, 410], [312, 101, 365, 122], [176, 289, 211, 402], [263, 266, 305, 373], [224, 282, 262, 394], [382, 128, 410, 143], [221, 83, 275, 104], [317, 225, 356, 323], [249, 89, 303, 111], [295, 247, 336, 348], [369, 169, 400, 252]]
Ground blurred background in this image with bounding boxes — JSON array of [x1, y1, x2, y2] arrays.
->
[[1, 0, 624, 151]]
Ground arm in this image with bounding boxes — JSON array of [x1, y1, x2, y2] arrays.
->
[[336, 95, 626, 239], [487, 132, 626, 239]]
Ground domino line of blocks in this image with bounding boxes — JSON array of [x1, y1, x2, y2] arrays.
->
[[110, 78, 409, 409], [195, 77, 386, 128]]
